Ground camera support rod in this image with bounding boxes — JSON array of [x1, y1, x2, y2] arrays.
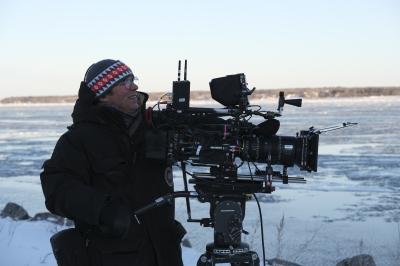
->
[[181, 161, 194, 221], [311, 122, 358, 135]]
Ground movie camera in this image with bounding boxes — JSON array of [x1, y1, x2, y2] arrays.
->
[[136, 60, 357, 266]]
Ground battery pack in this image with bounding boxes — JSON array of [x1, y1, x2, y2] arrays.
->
[[172, 80, 190, 111]]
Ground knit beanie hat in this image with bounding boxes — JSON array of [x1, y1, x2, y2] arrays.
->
[[84, 59, 134, 98]]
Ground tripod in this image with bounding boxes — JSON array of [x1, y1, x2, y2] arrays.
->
[[133, 162, 305, 266], [134, 189, 262, 266], [195, 197, 260, 266], [134, 178, 264, 265], [185, 165, 268, 266]]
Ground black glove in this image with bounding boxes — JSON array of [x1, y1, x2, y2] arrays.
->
[[98, 203, 132, 239]]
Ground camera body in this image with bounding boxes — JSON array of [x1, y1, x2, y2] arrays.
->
[[144, 69, 320, 258], [136, 61, 349, 265], [146, 72, 319, 181], [138, 62, 356, 264]]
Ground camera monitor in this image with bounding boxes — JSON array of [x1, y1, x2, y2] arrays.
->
[[209, 73, 247, 107]]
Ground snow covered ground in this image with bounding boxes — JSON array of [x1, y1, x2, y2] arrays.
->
[[1, 96, 400, 265], [0, 217, 201, 266]]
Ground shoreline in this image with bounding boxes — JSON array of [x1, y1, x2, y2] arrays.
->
[[0, 95, 399, 107], [1, 87, 400, 105]]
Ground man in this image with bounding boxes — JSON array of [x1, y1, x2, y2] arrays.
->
[[40, 59, 185, 266]]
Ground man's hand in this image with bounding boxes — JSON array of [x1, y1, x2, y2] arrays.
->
[[99, 203, 133, 239]]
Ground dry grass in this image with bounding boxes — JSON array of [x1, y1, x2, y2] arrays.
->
[[275, 215, 285, 259]]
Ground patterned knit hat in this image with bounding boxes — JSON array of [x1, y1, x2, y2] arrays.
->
[[84, 59, 134, 98]]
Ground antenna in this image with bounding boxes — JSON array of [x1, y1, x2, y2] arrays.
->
[[184, 59, 187, 81], [178, 60, 181, 81]]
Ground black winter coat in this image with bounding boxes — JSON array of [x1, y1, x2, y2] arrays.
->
[[40, 85, 185, 266]]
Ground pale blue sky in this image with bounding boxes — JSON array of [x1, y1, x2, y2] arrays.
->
[[0, 0, 399, 98]]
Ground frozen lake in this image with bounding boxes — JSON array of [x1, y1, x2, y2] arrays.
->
[[0, 96, 399, 265]]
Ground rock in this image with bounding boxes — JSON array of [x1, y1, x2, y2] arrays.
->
[[0, 202, 31, 220], [336, 254, 376, 266], [267, 258, 303, 266], [0, 203, 74, 226], [181, 238, 192, 248], [30, 212, 74, 226]]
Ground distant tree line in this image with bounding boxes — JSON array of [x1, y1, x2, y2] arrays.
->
[[1, 87, 399, 104]]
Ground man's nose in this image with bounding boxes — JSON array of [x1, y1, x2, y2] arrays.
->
[[129, 84, 138, 91]]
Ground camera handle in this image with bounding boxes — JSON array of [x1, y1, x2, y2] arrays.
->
[[278, 91, 302, 114], [133, 191, 198, 223]]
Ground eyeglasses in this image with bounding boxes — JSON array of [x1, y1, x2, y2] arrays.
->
[[120, 76, 139, 89]]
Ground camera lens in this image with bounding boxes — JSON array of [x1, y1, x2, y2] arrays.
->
[[243, 132, 319, 172]]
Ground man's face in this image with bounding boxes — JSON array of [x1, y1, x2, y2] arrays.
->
[[100, 77, 141, 113]]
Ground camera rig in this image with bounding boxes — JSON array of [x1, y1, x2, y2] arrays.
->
[[137, 60, 357, 266]]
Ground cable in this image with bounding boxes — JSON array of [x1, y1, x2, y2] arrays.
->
[[246, 114, 253, 122], [248, 162, 266, 266], [174, 162, 194, 177], [252, 162, 263, 173], [252, 192, 266, 266], [247, 162, 254, 181], [248, 105, 262, 111]]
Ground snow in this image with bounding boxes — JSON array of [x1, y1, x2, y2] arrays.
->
[[1, 97, 400, 265], [1, 206, 399, 265], [0, 218, 60, 266], [0, 217, 202, 266]]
